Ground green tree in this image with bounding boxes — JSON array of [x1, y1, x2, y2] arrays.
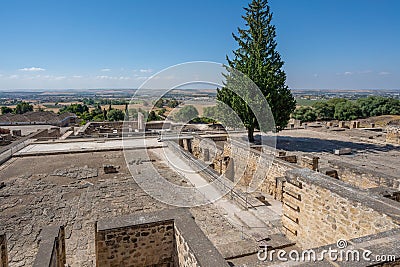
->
[[312, 101, 335, 120], [174, 105, 199, 122], [147, 110, 162, 121], [292, 107, 317, 123], [107, 109, 125, 121], [166, 99, 179, 108], [59, 103, 89, 115], [1, 106, 13, 114], [217, 0, 295, 142], [157, 108, 166, 116], [154, 99, 164, 108], [14, 102, 33, 114], [203, 106, 218, 119], [334, 101, 361, 121]]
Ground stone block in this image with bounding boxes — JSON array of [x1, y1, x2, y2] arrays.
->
[[300, 155, 319, 171], [278, 155, 297, 163], [104, 165, 118, 174], [334, 148, 352, 155], [11, 129, 21, 136]]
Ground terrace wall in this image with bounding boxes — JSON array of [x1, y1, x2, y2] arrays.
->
[[281, 169, 400, 249], [189, 136, 296, 201], [328, 159, 400, 190]]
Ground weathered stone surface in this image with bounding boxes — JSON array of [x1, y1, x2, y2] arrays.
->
[[52, 166, 98, 179], [282, 168, 400, 249]]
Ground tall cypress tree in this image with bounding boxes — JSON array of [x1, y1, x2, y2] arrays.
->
[[217, 0, 295, 142]]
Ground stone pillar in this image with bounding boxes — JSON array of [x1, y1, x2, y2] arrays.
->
[[301, 155, 319, 171], [203, 148, 210, 162], [275, 177, 286, 201], [0, 234, 7, 267], [225, 158, 235, 182], [370, 123, 375, 128], [137, 112, 144, 131], [339, 121, 346, 128], [185, 139, 192, 153]]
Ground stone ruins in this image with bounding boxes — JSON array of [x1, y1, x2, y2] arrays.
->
[[0, 121, 399, 266]]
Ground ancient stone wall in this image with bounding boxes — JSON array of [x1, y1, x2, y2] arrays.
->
[[189, 137, 296, 201], [386, 126, 400, 144], [328, 159, 400, 190], [31, 128, 61, 140], [95, 221, 175, 266], [174, 227, 200, 267], [32, 226, 66, 267], [0, 234, 7, 267], [282, 169, 400, 249], [219, 140, 295, 200], [95, 209, 229, 267]]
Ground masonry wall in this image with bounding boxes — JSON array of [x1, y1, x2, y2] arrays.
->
[[0, 234, 7, 267], [174, 227, 200, 267], [282, 169, 400, 249], [386, 126, 400, 144], [189, 137, 296, 201], [95, 209, 229, 267], [96, 221, 175, 267], [32, 226, 66, 267], [192, 138, 296, 200], [328, 159, 400, 190]]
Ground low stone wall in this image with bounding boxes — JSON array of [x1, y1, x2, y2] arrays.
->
[[33, 127, 61, 140], [32, 226, 66, 267], [328, 159, 400, 190], [0, 234, 7, 267], [174, 227, 199, 267], [386, 126, 400, 144], [95, 208, 229, 267], [187, 136, 296, 201], [96, 220, 175, 266], [282, 168, 400, 249]]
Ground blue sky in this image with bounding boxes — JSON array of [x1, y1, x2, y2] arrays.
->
[[0, 0, 399, 90]]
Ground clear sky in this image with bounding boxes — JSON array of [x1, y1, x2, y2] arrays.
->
[[0, 0, 399, 90]]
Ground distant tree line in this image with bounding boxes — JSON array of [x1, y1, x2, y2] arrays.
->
[[153, 98, 180, 109], [81, 98, 129, 106], [1, 102, 34, 115], [59, 103, 126, 124], [292, 96, 400, 122]]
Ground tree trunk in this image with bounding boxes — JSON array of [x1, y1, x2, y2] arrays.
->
[[247, 127, 255, 143]]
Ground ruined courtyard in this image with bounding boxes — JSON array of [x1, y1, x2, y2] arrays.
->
[[0, 121, 399, 266]]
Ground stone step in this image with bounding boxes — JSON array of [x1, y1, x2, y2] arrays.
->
[[216, 239, 259, 260], [260, 233, 296, 250], [233, 210, 268, 229]]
